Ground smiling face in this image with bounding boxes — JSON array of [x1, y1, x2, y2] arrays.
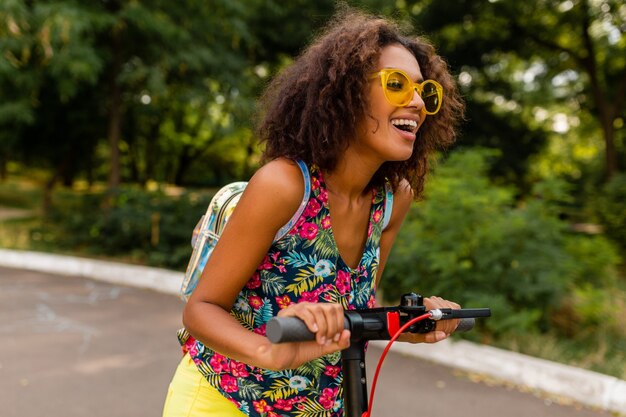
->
[[355, 43, 427, 163]]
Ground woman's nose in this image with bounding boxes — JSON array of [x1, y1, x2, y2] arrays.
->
[[406, 87, 425, 110]]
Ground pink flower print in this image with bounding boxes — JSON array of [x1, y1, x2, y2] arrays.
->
[[296, 216, 306, 228], [277, 264, 287, 273], [274, 399, 293, 411], [275, 295, 293, 309], [259, 255, 273, 270], [367, 294, 376, 308], [184, 340, 198, 357], [324, 365, 341, 378], [313, 286, 325, 297], [253, 400, 273, 413], [245, 272, 261, 289], [318, 188, 328, 203], [321, 215, 331, 229], [336, 270, 351, 295], [228, 397, 240, 408], [367, 222, 373, 237], [230, 360, 249, 378], [372, 209, 383, 223], [249, 295, 263, 310], [311, 176, 320, 191], [209, 353, 229, 373], [290, 216, 306, 236], [220, 374, 238, 393], [303, 198, 321, 218], [253, 324, 267, 336], [299, 222, 319, 240], [299, 291, 318, 303], [188, 345, 199, 357], [319, 387, 339, 409]]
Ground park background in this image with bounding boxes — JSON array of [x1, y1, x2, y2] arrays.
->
[[0, 0, 624, 382]]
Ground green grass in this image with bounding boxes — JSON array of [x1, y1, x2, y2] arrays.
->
[[0, 179, 43, 209], [490, 331, 626, 380]]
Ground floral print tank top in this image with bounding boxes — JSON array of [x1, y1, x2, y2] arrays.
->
[[180, 163, 389, 417]]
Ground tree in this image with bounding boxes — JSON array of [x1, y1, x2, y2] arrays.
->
[[405, 0, 625, 180], [0, 0, 107, 210]]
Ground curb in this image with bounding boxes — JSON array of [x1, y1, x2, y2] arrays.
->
[[1, 248, 625, 415], [0, 248, 181, 296]]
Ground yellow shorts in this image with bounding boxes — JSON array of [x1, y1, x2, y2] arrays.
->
[[162, 354, 246, 417]]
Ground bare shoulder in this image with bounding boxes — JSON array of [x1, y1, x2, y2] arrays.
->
[[387, 179, 413, 230], [250, 158, 304, 189], [239, 158, 307, 227], [247, 158, 305, 201], [394, 179, 414, 212]]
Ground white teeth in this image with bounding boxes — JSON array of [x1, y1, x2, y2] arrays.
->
[[391, 119, 417, 128], [391, 119, 418, 133]]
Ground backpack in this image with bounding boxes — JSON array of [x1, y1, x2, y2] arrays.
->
[[179, 159, 395, 301], [180, 160, 311, 301]]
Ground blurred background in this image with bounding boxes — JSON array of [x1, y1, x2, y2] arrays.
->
[[0, 0, 624, 381]]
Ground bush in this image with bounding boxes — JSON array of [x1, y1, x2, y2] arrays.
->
[[40, 186, 213, 270], [381, 149, 622, 340], [590, 173, 626, 250]]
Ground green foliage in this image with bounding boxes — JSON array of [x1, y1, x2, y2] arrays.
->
[[381, 149, 622, 340], [407, 0, 625, 182], [38, 187, 213, 269], [589, 173, 626, 250]]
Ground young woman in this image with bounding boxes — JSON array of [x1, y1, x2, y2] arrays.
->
[[163, 9, 465, 417]]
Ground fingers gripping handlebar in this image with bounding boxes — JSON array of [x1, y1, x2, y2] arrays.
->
[[266, 293, 491, 417], [267, 293, 491, 344]]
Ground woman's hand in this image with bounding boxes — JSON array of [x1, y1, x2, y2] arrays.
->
[[257, 302, 351, 370], [397, 296, 461, 344]]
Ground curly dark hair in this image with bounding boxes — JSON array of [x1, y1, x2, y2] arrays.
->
[[257, 9, 465, 199]]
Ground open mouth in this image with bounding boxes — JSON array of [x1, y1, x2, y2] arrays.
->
[[391, 118, 418, 135]]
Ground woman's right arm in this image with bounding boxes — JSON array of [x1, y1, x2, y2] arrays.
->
[[182, 159, 349, 370]]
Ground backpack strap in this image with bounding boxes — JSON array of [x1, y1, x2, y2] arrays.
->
[[274, 159, 310, 241], [382, 181, 394, 231]]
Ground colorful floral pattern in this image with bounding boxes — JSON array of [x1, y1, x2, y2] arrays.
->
[[180, 164, 388, 417]]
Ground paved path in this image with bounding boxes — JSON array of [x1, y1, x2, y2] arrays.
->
[[0, 266, 613, 417]]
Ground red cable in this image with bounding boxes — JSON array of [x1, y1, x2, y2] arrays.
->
[[361, 312, 433, 417]]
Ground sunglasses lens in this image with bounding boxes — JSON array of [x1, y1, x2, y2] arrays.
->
[[384, 71, 412, 106], [421, 81, 440, 113]]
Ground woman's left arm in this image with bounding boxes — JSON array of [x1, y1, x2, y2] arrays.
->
[[376, 180, 459, 344]]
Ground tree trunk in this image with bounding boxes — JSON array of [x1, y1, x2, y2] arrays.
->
[[107, 26, 123, 189], [145, 119, 161, 183], [579, 0, 618, 180], [602, 119, 618, 179], [173, 146, 193, 185], [43, 174, 57, 217], [0, 156, 6, 182]]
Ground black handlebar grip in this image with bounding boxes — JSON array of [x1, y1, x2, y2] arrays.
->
[[455, 318, 475, 333], [266, 317, 316, 343], [449, 308, 491, 319], [267, 312, 483, 343]]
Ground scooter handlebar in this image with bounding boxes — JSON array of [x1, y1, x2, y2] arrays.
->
[[266, 313, 483, 344]]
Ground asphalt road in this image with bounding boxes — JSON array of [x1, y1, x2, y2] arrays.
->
[[0, 266, 612, 417]]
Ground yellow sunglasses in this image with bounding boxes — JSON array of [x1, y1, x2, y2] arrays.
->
[[371, 68, 443, 115]]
